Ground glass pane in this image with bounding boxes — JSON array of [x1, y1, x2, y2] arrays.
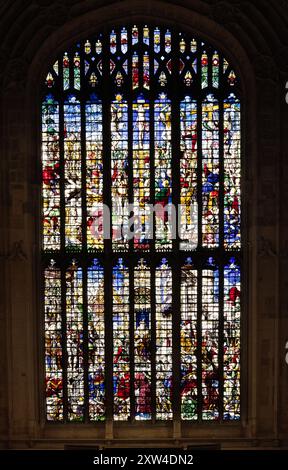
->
[[155, 94, 172, 251], [42, 95, 60, 251], [111, 95, 129, 250], [180, 96, 198, 250], [224, 95, 241, 249], [181, 258, 198, 420], [202, 261, 219, 420], [66, 260, 84, 421], [134, 259, 151, 420], [88, 259, 105, 421], [86, 97, 104, 251], [223, 258, 241, 420], [64, 96, 82, 250], [45, 260, 63, 421], [156, 258, 173, 420], [113, 258, 130, 420], [133, 96, 151, 251], [202, 95, 219, 248]]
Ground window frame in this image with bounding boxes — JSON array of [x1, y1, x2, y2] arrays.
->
[[41, 23, 244, 425]]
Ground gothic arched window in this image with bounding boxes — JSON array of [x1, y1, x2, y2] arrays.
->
[[42, 25, 241, 423]]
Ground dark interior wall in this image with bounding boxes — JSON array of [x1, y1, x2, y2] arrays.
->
[[0, 0, 288, 449]]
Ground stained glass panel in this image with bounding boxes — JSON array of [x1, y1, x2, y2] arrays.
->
[[224, 95, 241, 249], [132, 53, 139, 90], [46, 72, 54, 88], [64, 95, 82, 249], [202, 260, 219, 420], [121, 28, 128, 54], [133, 96, 150, 251], [74, 53, 81, 90], [63, 52, 69, 90], [223, 258, 241, 420], [181, 258, 197, 420], [66, 260, 84, 421], [45, 260, 63, 421], [43, 26, 242, 423], [201, 51, 208, 89], [165, 30, 171, 54], [88, 260, 105, 421], [111, 95, 129, 250], [180, 96, 198, 250], [132, 25, 139, 46], [212, 52, 219, 88], [86, 96, 103, 250], [143, 52, 150, 90], [134, 259, 151, 420], [156, 259, 173, 420], [154, 28, 160, 53], [113, 258, 130, 420], [155, 94, 172, 251], [202, 95, 219, 248], [42, 95, 60, 251]]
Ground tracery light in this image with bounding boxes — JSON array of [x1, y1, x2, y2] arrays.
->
[[42, 25, 241, 422]]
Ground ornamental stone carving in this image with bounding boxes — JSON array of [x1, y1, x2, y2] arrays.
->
[[38, 3, 69, 27], [274, 46, 288, 74], [3, 57, 28, 89], [210, 1, 240, 24], [253, 54, 278, 82], [257, 236, 277, 258]]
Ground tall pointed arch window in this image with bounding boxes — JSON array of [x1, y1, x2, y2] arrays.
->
[[42, 26, 241, 423]]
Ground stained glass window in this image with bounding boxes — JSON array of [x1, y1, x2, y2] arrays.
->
[[42, 26, 241, 422]]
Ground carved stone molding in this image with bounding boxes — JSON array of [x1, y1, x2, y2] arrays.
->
[[274, 46, 288, 73], [35, 0, 57, 5], [209, 1, 241, 25], [257, 236, 277, 258], [0, 48, 9, 78], [0, 240, 27, 262], [38, 3, 70, 27], [3, 57, 29, 90], [253, 54, 279, 82], [257, 237, 277, 259], [35, 0, 72, 6], [280, 242, 288, 259]]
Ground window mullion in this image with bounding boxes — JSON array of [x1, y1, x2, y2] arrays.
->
[[197, 262, 202, 421], [128, 26, 135, 422], [218, 60, 225, 420], [80, 56, 89, 422], [171, 29, 181, 424], [149, 25, 157, 423], [102, 30, 113, 424], [58, 56, 69, 422], [219, 263, 224, 422], [197, 39, 203, 253], [196, 39, 203, 421], [129, 258, 135, 422]]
